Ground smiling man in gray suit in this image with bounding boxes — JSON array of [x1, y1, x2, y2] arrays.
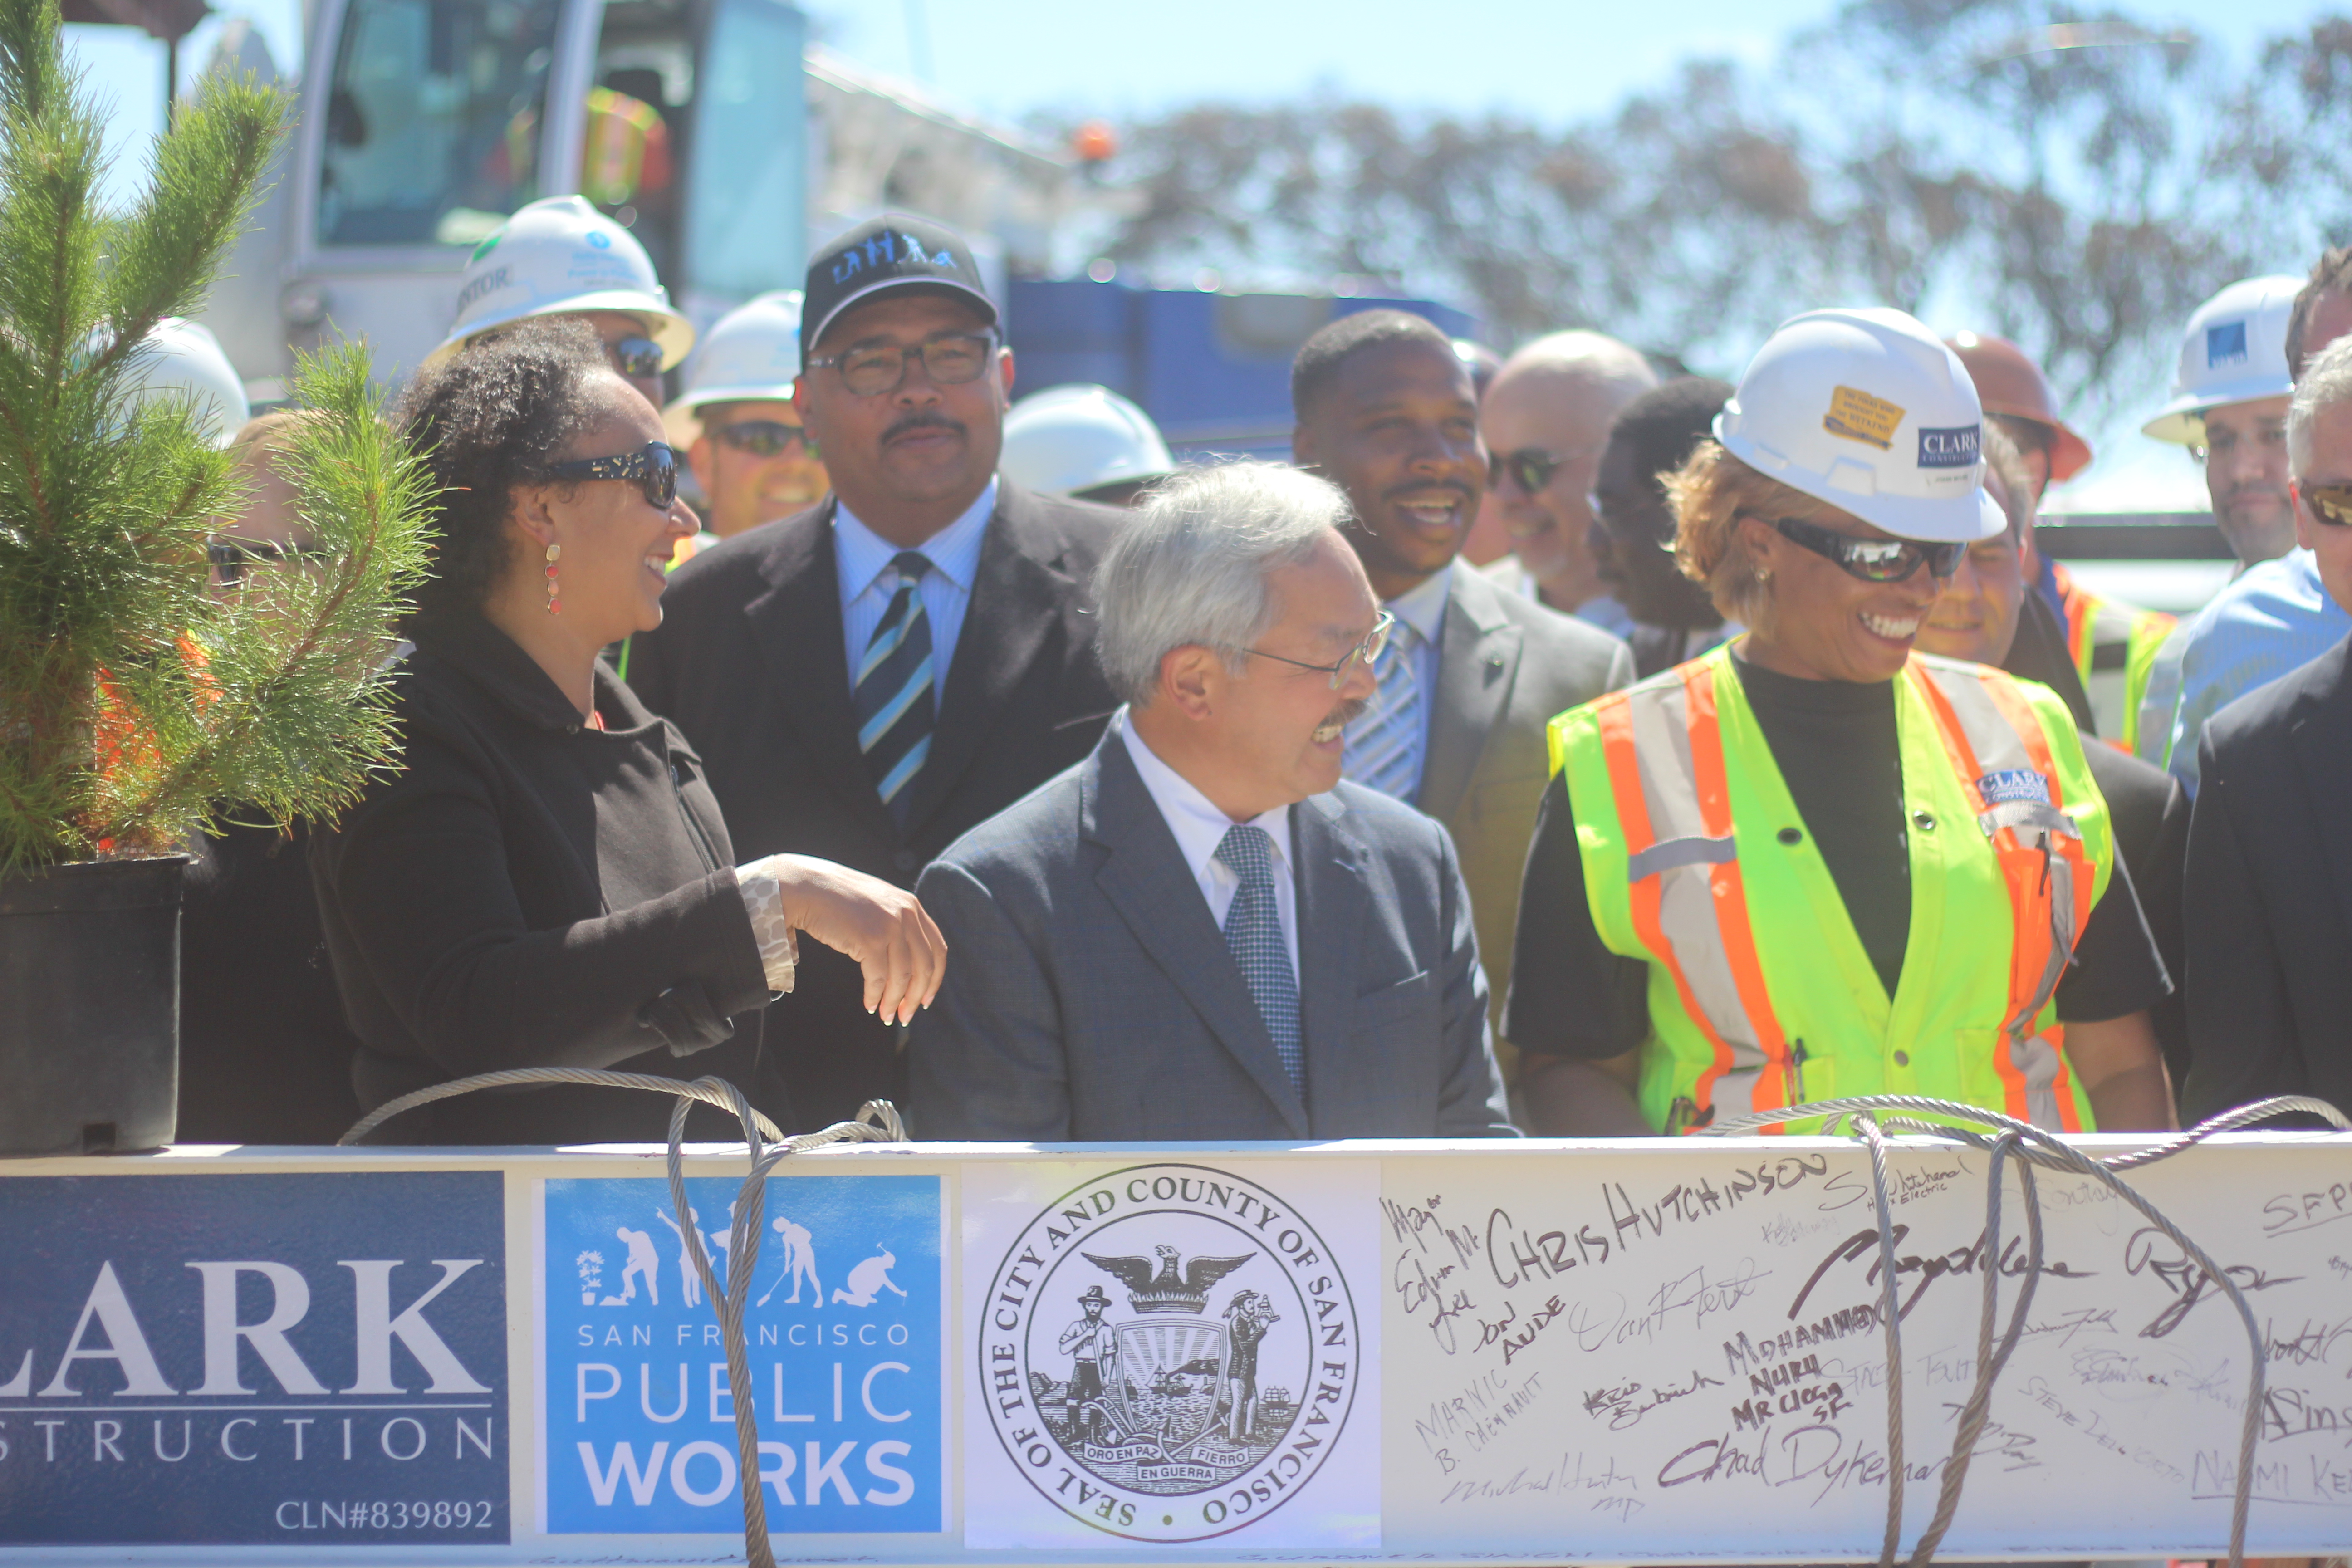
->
[[907, 462, 1514, 1141]]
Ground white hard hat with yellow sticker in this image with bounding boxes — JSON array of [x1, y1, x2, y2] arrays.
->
[[427, 194, 692, 370], [1715, 306, 2001, 544]]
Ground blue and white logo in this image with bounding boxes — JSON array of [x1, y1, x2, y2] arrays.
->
[[0, 1172, 508, 1546], [540, 1175, 941, 1535], [1978, 768, 2052, 806], [2207, 320, 2249, 368], [1916, 423, 1981, 470]]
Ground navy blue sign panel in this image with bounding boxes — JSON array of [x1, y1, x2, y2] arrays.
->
[[542, 1175, 941, 1535], [0, 1172, 507, 1545]]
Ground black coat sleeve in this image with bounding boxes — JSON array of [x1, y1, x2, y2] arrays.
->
[[2180, 734, 2306, 1118], [1504, 770, 1651, 1062]]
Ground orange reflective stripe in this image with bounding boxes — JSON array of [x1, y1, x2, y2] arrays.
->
[[2053, 562, 2097, 678], [1680, 662, 1792, 1121], [1598, 691, 1738, 1129]]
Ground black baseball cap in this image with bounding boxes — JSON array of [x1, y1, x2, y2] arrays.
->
[[802, 213, 997, 365]]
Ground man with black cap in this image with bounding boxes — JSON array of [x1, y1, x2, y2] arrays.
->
[[626, 214, 1122, 1129]]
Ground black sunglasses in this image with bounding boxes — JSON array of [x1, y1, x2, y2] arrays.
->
[[714, 419, 815, 459], [1767, 515, 1963, 583], [544, 441, 678, 509], [606, 336, 665, 380], [2303, 483, 2352, 526], [1490, 447, 1568, 495], [208, 539, 336, 584]]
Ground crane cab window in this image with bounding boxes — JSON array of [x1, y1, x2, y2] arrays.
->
[[318, 0, 564, 248]]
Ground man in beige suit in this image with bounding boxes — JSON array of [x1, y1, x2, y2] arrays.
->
[[1292, 311, 1634, 1086]]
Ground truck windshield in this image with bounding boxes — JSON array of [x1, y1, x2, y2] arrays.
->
[[318, 0, 564, 248]]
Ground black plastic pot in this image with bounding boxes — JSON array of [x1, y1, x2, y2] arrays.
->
[[0, 855, 187, 1155]]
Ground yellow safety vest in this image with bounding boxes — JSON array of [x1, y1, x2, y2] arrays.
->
[[1552, 644, 2114, 1135], [582, 87, 662, 207], [2053, 560, 2175, 754]]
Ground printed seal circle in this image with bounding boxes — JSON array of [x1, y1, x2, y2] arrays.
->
[[977, 1162, 1361, 1543]]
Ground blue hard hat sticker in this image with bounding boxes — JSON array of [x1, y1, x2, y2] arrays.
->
[[587, 230, 613, 250], [2207, 320, 2249, 368]]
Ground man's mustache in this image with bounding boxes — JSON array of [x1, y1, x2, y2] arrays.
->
[[1327, 696, 1371, 731], [883, 410, 967, 444]]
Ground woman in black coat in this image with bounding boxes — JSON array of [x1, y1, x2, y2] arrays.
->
[[311, 319, 943, 1143]]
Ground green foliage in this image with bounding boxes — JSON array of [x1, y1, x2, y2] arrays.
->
[[0, 0, 432, 873]]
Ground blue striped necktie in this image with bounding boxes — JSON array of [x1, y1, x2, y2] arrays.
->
[[855, 551, 935, 822], [1343, 620, 1424, 803], [1214, 824, 1303, 1098]]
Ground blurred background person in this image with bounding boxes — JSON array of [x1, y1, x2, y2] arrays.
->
[[1508, 308, 2171, 1137], [625, 215, 1123, 1130], [1289, 308, 1630, 1100], [2180, 332, 2352, 1125], [1916, 424, 2191, 1103], [428, 194, 693, 411], [667, 290, 828, 549], [1588, 376, 1740, 678], [1472, 329, 1658, 636], [309, 319, 942, 1144], [999, 382, 1176, 506]]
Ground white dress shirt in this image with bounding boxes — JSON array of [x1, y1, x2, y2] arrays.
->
[[1116, 710, 1299, 983], [835, 478, 996, 701]]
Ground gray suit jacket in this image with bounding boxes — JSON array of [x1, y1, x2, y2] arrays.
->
[[907, 731, 1514, 1141], [1419, 567, 1633, 1059]]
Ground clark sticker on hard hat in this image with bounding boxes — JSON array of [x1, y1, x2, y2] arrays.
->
[[536, 1176, 943, 1536], [1822, 384, 1905, 451], [961, 1159, 1381, 1550], [1916, 423, 1981, 469]]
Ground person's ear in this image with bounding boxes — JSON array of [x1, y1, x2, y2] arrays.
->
[[1160, 643, 1222, 720], [2292, 479, 2319, 554], [508, 479, 561, 551], [997, 346, 1016, 404], [1733, 513, 1781, 577], [1290, 420, 1320, 473]]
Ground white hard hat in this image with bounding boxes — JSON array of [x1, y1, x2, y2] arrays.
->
[[1714, 306, 2000, 544], [663, 291, 804, 446], [427, 195, 693, 369], [124, 317, 250, 450], [2141, 275, 2303, 446], [999, 384, 1176, 499]]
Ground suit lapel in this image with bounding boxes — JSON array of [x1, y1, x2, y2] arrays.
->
[[1418, 568, 1523, 823], [1293, 790, 1369, 1129], [2287, 642, 2352, 940], [897, 486, 1082, 835], [742, 501, 897, 845], [1084, 737, 1311, 1135]]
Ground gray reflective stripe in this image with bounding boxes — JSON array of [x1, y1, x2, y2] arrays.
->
[[1976, 800, 2082, 841], [1916, 656, 2034, 773], [1627, 833, 1738, 881], [1620, 678, 1771, 1061]]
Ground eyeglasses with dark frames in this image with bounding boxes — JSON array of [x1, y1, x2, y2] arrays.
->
[[605, 336, 665, 380], [714, 419, 815, 459], [543, 441, 679, 510], [1765, 515, 1963, 583], [1239, 610, 1396, 689], [208, 539, 338, 584], [806, 330, 999, 397]]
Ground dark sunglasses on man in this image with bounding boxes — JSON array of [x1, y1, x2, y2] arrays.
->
[[1764, 515, 1964, 583], [2300, 482, 2352, 526], [713, 419, 817, 460], [544, 441, 679, 510], [604, 336, 666, 381], [1489, 447, 1570, 496], [207, 539, 338, 584]]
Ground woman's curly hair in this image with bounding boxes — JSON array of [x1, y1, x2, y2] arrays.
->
[[391, 316, 613, 622]]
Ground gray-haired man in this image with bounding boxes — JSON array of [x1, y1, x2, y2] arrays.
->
[[907, 462, 1514, 1141]]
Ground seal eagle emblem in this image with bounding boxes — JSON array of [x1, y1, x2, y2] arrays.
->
[[977, 1164, 1361, 1542]]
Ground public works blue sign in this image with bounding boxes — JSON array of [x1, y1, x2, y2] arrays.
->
[[540, 1174, 941, 1535], [0, 1171, 508, 1544]]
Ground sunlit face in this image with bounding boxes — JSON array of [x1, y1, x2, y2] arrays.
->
[[1294, 338, 1485, 597], [687, 398, 829, 539], [520, 372, 695, 645], [209, 450, 326, 602], [1478, 368, 1621, 595], [794, 292, 1011, 519], [1916, 473, 2027, 667], [2201, 396, 2295, 565], [2291, 400, 2352, 615], [1739, 506, 1950, 684], [570, 309, 666, 409]]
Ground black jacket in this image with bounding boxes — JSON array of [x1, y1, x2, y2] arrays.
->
[[623, 482, 1122, 1127], [310, 613, 777, 1144], [2181, 633, 2352, 1123]]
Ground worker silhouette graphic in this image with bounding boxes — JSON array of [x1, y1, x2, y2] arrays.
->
[[656, 1208, 709, 1307], [605, 1225, 662, 1306], [832, 1247, 905, 1307], [758, 1215, 823, 1307]]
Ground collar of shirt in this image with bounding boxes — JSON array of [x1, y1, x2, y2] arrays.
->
[[1385, 564, 1451, 652], [1116, 709, 1294, 887], [834, 478, 996, 601]]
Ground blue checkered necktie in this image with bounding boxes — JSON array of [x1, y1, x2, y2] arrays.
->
[[854, 551, 935, 822], [1213, 823, 1303, 1098], [1343, 619, 1424, 803]]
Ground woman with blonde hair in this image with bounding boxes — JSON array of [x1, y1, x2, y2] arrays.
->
[[1505, 308, 2172, 1138]]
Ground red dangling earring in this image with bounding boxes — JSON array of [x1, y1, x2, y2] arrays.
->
[[544, 543, 561, 615]]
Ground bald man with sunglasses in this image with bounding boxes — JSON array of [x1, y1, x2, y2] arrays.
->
[[2180, 333, 2352, 1123]]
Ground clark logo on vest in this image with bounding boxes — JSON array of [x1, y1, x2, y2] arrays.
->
[[977, 1164, 1358, 1543], [1552, 644, 2114, 1136]]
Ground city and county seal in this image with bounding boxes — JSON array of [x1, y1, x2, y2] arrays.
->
[[976, 1162, 1362, 1543]]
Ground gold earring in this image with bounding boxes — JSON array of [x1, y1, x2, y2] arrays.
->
[[544, 543, 561, 615]]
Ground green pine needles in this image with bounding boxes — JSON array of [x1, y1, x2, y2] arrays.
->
[[0, 0, 433, 875]]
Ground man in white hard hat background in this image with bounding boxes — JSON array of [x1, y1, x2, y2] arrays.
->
[[998, 383, 1176, 506], [2139, 264, 2352, 792], [664, 291, 828, 546], [623, 212, 1127, 1131], [433, 193, 693, 409]]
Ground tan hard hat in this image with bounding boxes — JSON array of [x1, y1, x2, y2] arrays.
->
[[1943, 331, 2092, 481]]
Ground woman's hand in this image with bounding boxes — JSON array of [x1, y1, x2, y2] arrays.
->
[[764, 855, 947, 1024]]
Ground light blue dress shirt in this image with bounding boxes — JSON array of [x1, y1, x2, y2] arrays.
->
[[834, 480, 995, 702], [2156, 547, 2352, 796], [1343, 565, 1449, 804]]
